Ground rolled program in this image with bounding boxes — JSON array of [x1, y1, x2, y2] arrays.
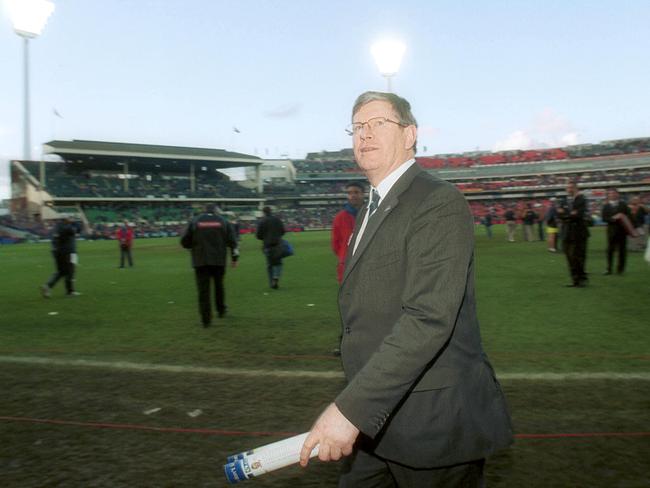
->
[[223, 432, 318, 483]]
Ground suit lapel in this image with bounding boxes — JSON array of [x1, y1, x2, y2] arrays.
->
[[342, 164, 423, 285]]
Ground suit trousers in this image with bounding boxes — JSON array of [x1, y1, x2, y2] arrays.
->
[[606, 233, 626, 273], [194, 265, 226, 324], [563, 237, 588, 284], [47, 251, 75, 294], [338, 448, 485, 488]]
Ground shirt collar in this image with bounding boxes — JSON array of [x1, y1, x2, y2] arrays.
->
[[368, 158, 416, 208]]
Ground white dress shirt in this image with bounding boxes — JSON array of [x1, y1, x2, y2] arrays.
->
[[352, 159, 416, 254]]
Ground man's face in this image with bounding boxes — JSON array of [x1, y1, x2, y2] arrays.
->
[[608, 190, 618, 202], [352, 100, 416, 180], [346, 186, 364, 208], [566, 183, 577, 196]]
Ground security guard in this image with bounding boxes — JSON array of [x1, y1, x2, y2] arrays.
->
[[181, 204, 239, 327]]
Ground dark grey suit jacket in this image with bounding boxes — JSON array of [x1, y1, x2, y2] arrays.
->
[[335, 163, 512, 468]]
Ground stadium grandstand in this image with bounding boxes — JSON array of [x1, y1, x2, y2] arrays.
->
[[281, 137, 650, 226], [6, 140, 266, 241], [4, 136, 650, 243]]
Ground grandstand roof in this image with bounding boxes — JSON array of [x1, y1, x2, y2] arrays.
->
[[42, 140, 263, 172]]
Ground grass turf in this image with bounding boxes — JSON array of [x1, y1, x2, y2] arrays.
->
[[1, 225, 648, 487]]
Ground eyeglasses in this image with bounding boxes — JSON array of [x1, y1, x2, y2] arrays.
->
[[345, 116, 407, 136]]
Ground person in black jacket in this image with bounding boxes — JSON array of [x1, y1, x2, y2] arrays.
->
[[256, 206, 285, 289], [558, 181, 590, 287], [522, 203, 537, 242], [40, 217, 81, 297], [181, 204, 239, 327], [601, 189, 630, 275]]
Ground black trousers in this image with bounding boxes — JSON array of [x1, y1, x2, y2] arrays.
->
[[338, 448, 485, 488], [194, 265, 226, 324], [563, 237, 588, 284], [47, 251, 75, 294], [606, 233, 626, 273], [120, 246, 133, 267]]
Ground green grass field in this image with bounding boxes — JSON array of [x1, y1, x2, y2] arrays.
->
[[1, 226, 649, 487]]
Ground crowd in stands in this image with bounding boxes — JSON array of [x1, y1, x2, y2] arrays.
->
[[289, 168, 650, 197], [5, 137, 649, 243], [454, 168, 650, 192], [4, 190, 650, 244], [19, 162, 257, 199], [293, 137, 650, 174], [82, 202, 198, 239], [0, 214, 51, 241]]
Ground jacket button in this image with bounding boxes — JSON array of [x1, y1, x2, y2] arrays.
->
[[345, 327, 351, 334]]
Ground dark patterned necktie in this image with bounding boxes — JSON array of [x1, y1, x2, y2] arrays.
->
[[368, 188, 380, 217]]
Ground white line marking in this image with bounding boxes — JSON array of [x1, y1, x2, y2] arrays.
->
[[499, 372, 650, 380], [0, 356, 648, 381], [0, 356, 343, 379]]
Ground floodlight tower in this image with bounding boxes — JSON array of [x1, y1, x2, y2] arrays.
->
[[7, 0, 55, 160], [370, 39, 406, 93]]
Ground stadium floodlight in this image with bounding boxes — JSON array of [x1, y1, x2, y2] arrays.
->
[[370, 39, 406, 93], [7, 0, 55, 160]]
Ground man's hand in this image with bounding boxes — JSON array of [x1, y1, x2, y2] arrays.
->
[[299, 403, 359, 467]]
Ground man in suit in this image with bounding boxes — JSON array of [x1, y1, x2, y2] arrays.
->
[[601, 189, 630, 275], [558, 181, 590, 287], [300, 91, 512, 487]]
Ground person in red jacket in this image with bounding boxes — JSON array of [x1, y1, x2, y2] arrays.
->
[[116, 221, 134, 268], [331, 182, 365, 283]]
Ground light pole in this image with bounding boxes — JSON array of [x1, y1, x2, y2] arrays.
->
[[7, 0, 55, 161], [370, 39, 406, 93]]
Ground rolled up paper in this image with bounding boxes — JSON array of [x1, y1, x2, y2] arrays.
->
[[223, 432, 318, 483]]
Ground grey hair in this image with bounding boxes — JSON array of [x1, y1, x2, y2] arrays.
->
[[352, 91, 418, 153]]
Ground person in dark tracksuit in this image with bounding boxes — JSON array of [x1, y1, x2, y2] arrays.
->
[[181, 204, 239, 327], [256, 206, 286, 289], [40, 217, 81, 297]]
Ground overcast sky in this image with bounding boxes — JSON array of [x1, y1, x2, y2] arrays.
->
[[1, 0, 649, 199]]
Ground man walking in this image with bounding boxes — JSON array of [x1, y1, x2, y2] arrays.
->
[[181, 204, 239, 327], [601, 189, 630, 275], [256, 206, 285, 289], [558, 181, 590, 287], [300, 91, 512, 487], [40, 217, 81, 297], [332, 181, 365, 284]]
